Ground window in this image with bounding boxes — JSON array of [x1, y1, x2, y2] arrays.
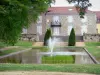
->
[[37, 16, 42, 23], [68, 26, 73, 35], [81, 25, 87, 35], [53, 27, 59, 35], [37, 16, 42, 35], [68, 16, 73, 23], [37, 24, 42, 35], [81, 16, 87, 23], [22, 28, 27, 34], [53, 16, 60, 22]]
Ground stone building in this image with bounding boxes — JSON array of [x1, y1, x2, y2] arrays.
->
[[22, 7, 97, 41], [95, 11, 100, 34]]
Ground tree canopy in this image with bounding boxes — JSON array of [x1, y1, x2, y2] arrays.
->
[[0, 0, 54, 45], [67, 0, 92, 18]]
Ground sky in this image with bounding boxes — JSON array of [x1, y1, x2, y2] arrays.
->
[[51, 0, 100, 11]]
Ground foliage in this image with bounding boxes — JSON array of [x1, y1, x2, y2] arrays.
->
[[0, 64, 100, 74], [68, 28, 76, 46], [67, 0, 92, 18], [44, 28, 52, 46], [0, 0, 54, 45]]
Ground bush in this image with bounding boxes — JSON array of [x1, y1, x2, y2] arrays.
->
[[44, 28, 51, 46], [68, 28, 76, 46]]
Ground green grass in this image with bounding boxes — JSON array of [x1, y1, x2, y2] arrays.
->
[[85, 42, 100, 62], [0, 64, 100, 74], [0, 41, 33, 48], [0, 41, 33, 56], [42, 55, 74, 64], [85, 46, 100, 62], [15, 41, 33, 47], [0, 47, 25, 56], [85, 42, 100, 46]]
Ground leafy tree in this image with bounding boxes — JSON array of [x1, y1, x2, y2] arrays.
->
[[0, 0, 54, 45], [68, 28, 76, 46], [44, 28, 52, 46], [67, 0, 92, 18]]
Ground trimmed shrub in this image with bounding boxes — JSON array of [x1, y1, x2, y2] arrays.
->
[[68, 28, 76, 46], [44, 28, 51, 46]]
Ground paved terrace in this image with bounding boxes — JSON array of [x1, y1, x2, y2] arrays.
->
[[33, 42, 85, 47]]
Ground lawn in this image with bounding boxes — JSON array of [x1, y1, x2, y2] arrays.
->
[[15, 41, 33, 47], [0, 64, 100, 74], [0, 41, 33, 56], [0, 42, 100, 74], [85, 42, 100, 62], [85, 42, 100, 46], [0, 41, 33, 48], [0, 47, 26, 56]]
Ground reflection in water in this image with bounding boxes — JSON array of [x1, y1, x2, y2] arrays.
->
[[40, 47, 95, 64]]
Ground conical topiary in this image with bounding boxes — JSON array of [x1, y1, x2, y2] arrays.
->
[[68, 28, 76, 46], [44, 28, 52, 46]]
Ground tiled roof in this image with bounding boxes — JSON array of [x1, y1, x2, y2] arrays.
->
[[45, 7, 100, 23], [46, 7, 93, 15]]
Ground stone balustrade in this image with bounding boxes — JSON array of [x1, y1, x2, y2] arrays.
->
[[20, 34, 39, 41], [83, 33, 100, 42]]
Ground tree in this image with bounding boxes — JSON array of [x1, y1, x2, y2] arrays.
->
[[0, 0, 54, 45], [68, 28, 76, 46], [67, 0, 92, 18], [44, 28, 52, 46]]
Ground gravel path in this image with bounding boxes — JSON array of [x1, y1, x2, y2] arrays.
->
[[0, 71, 96, 75], [33, 42, 85, 47]]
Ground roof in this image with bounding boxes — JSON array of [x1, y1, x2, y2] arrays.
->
[[46, 7, 94, 15], [44, 7, 100, 23]]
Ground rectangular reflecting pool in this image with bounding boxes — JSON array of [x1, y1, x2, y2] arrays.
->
[[0, 47, 98, 64]]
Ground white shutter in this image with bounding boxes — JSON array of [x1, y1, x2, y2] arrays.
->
[[68, 26, 73, 35], [37, 25, 42, 35], [53, 16, 60, 22]]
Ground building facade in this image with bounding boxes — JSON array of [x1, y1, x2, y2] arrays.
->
[[22, 7, 97, 41], [95, 11, 100, 33]]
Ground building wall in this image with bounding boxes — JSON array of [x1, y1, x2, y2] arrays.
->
[[27, 22, 37, 34], [97, 24, 100, 33], [87, 14, 97, 34], [24, 12, 97, 41], [43, 13, 97, 36]]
